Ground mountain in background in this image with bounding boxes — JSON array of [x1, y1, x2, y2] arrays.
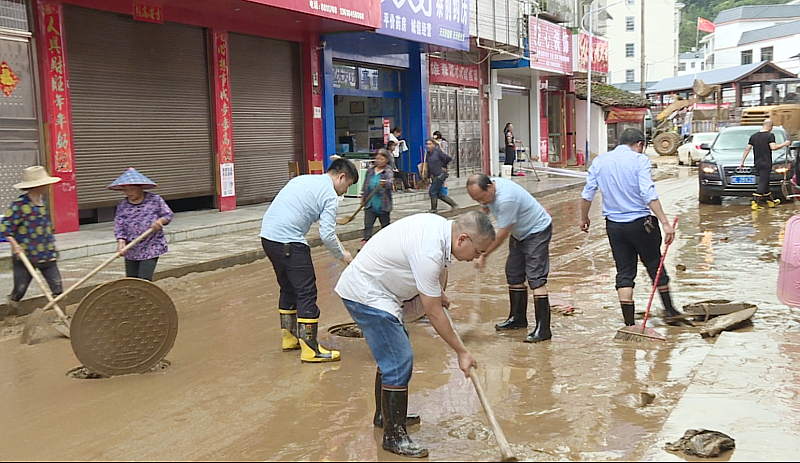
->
[[679, 0, 783, 52]]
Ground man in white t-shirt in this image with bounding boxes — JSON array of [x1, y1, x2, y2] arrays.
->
[[467, 174, 554, 343], [335, 211, 495, 458]]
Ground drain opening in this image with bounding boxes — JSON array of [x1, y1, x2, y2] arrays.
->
[[67, 360, 172, 379], [329, 323, 364, 338]]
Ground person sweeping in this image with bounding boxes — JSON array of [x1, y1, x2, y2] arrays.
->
[[0, 166, 63, 322], [260, 158, 357, 363], [466, 174, 554, 343], [109, 168, 174, 281], [334, 211, 494, 458], [579, 128, 687, 326]]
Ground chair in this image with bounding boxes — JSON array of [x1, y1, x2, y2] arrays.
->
[[288, 161, 300, 178], [308, 160, 324, 175]]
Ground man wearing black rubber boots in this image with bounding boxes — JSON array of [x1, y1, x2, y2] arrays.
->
[[466, 174, 554, 343], [580, 128, 688, 326]]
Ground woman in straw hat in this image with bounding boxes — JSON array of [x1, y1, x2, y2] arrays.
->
[[0, 166, 63, 320], [110, 168, 173, 281]]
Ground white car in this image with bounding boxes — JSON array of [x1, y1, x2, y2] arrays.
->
[[678, 132, 718, 166]]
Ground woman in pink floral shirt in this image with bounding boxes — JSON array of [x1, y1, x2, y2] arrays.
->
[[110, 168, 174, 281]]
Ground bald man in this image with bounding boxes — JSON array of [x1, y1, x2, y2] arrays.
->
[[740, 119, 791, 209]]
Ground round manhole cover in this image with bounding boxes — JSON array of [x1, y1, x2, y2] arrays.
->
[[70, 278, 178, 377], [329, 323, 363, 338]]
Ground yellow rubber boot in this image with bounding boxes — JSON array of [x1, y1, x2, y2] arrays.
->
[[279, 309, 300, 351], [767, 198, 781, 208], [298, 318, 340, 363], [751, 200, 759, 210]]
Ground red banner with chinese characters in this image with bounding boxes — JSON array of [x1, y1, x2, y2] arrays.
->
[[37, 0, 78, 232], [244, 0, 380, 28], [577, 31, 608, 74], [133, 1, 163, 24], [212, 31, 235, 211], [529, 17, 572, 75], [606, 107, 647, 124], [429, 57, 479, 88]]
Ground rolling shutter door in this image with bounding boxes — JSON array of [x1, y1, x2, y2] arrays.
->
[[228, 33, 303, 205], [64, 6, 214, 209]]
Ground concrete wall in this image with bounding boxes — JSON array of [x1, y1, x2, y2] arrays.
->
[[575, 99, 607, 163], [716, 34, 800, 75]]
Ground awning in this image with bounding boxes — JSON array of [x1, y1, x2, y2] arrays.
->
[[606, 107, 647, 123]]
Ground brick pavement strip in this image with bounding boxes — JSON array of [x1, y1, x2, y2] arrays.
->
[[0, 175, 584, 316]]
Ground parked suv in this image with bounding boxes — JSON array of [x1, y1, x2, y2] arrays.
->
[[697, 125, 799, 204]]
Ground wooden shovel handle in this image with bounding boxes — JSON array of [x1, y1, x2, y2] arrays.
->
[[442, 308, 517, 462], [38, 227, 155, 314], [337, 184, 381, 225]]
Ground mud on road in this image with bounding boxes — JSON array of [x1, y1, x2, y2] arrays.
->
[[1, 166, 799, 461]]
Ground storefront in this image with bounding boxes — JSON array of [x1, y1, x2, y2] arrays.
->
[[321, 0, 470, 187], [34, 0, 381, 232], [0, 1, 40, 213], [429, 56, 482, 178], [495, 72, 533, 167]]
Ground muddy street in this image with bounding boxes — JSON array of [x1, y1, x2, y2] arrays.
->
[[1, 167, 798, 461]]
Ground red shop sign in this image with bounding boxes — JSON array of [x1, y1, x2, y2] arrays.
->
[[133, 1, 163, 24], [577, 31, 608, 74], [606, 107, 647, 124], [429, 57, 479, 88], [246, 0, 381, 28], [528, 17, 572, 75]]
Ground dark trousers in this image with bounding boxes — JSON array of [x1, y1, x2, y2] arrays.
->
[[10, 259, 63, 302], [429, 172, 448, 199], [262, 238, 319, 319], [606, 216, 669, 289], [756, 164, 772, 199], [364, 207, 390, 241], [504, 146, 515, 166], [394, 170, 411, 190], [125, 257, 159, 281]]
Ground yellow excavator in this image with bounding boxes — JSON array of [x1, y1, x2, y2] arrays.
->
[[651, 79, 722, 156], [741, 78, 800, 141]]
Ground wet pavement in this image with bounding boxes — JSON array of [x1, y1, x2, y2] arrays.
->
[[2, 161, 800, 461]]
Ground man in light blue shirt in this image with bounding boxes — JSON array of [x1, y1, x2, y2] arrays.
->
[[580, 128, 687, 327], [466, 174, 555, 343], [260, 159, 358, 363]]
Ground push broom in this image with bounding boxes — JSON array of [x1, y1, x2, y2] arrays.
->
[[614, 217, 679, 343]]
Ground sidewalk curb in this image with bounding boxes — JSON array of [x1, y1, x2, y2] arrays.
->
[[1, 181, 583, 317]]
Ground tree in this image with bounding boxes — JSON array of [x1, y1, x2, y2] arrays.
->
[[679, 0, 779, 53]]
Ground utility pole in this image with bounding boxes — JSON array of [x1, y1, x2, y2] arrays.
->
[[640, 0, 646, 97]]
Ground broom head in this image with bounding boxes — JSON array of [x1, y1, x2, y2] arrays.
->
[[614, 324, 666, 342]]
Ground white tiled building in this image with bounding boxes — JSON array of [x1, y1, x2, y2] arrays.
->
[[677, 51, 705, 76], [701, 3, 800, 74], [605, 0, 682, 91]]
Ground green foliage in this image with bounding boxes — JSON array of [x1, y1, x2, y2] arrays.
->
[[679, 0, 781, 53]]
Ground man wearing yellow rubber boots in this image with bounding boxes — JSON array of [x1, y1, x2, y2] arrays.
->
[[740, 119, 791, 209], [260, 159, 357, 362]]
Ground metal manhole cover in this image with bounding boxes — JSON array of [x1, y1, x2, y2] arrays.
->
[[70, 278, 178, 377]]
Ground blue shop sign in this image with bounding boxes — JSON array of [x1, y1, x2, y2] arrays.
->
[[378, 0, 470, 51]]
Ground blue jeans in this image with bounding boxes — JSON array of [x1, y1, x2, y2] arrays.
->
[[341, 299, 413, 387], [429, 172, 448, 200]]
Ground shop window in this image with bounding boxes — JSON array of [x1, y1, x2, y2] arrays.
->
[[741, 50, 752, 66], [625, 69, 635, 83], [625, 43, 634, 58], [761, 46, 773, 62], [626, 17, 634, 32]]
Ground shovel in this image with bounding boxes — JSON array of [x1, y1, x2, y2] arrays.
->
[[16, 252, 71, 338], [22, 228, 155, 345], [336, 186, 380, 225]]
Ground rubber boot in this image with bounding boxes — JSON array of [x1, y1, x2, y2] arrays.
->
[[428, 196, 438, 213], [440, 195, 458, 210], [373, 369, 420, 427], [766, 193, 781, 208], [752, 193, 761, 210], [381, 387, 428, 458], [297, 318, 340, 363], [621, 301, 636, 326], [495, 288, 528, 330], [279, 308, 300, 351], [660, 289, 690, 326], [524, 296, 552, 343]]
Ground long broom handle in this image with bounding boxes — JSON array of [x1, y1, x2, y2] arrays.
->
[[38, 228, 155, 314], [337, 185, 381, 225], [443, 308, 517, 462], [642, 217, 679, 333], [16, 251, 69, 323]]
